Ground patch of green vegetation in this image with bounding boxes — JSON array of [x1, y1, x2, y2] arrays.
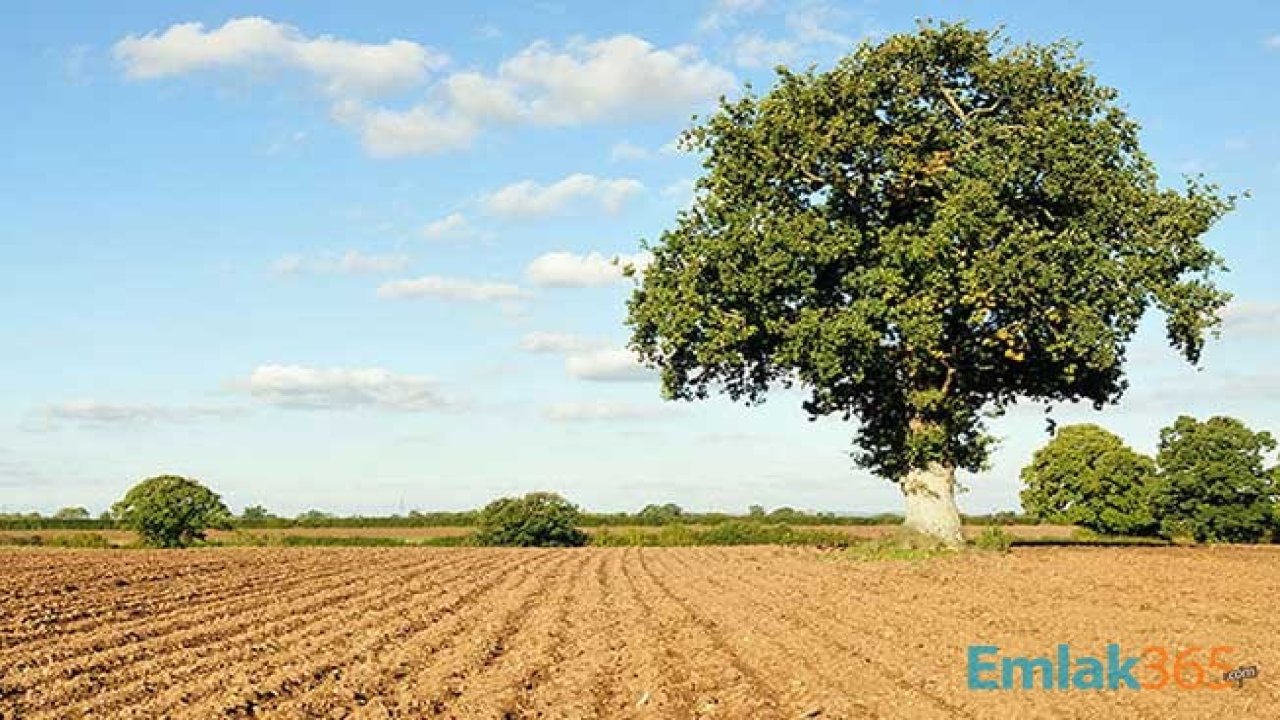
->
[[1012, 534, 1170, 547], [197, 533, 416, 548], [0, 533, 114, 548], [590, 521, 852, 547], [589, 525, 697, 547], [972, 526, 1013, 552], [412, 535, 474, 547], [841, 529, 956, 562], [278, 535, 408, 547]]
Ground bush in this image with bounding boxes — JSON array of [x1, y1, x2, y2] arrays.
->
[[972, 526, 1012, 552], [111, 475, 233, 548], [1153, 416, 1279, 543], [636, 503, 685, 525], [1020, 424, 1160, 536], [474, 492, 589, 547]]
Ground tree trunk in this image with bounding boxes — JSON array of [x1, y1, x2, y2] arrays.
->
[[900, 462, 964, 547]]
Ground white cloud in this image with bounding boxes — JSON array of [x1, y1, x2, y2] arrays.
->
[[113, 17, 446, 97], [442, 71, 523, 122], [36, 401, 244, 427], [484, 174, 643, 218], [729, 33, 798, 68], [700, 0, 769, 32], [786, 1, 856, 47], [610, 140, 650, 161], [422, 212, 472, 240], [717, 2, 864, 72], [377, 275, 529, 302], [1266, 34, 1280, 49], [1220, 301, 1280, 337], [565, 348, 653, 382], [520, 331, 601, 354], [245, 364, 448, 411], [116, 21, 734, 158], [544, 400, 670, 422], [525, 250, 652, 288], [334, 34, 734, 157], [492, 35, 735, 124], [334, 100, 478, 157], [273, 249, 409, 275]]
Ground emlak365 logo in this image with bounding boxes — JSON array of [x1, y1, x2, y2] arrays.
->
[[967, 645, 1258, 691]]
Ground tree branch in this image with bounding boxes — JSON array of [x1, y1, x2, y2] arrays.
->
[[784, 153, 857, 201], [938, 84, 1004, 126], [938, 84, 969, 123], [940, 363, 957, 398]]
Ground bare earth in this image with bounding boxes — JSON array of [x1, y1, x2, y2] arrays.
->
[[0, 546, 1274, 719]]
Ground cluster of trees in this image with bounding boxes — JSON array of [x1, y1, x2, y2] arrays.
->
[[1021, 416, 1279, 543]]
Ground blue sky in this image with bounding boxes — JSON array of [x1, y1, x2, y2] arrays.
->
[[3, 0, 1278, 516]]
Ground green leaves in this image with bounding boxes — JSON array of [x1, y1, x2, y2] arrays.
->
[[627, 22, 1234, 480], [474, 492, 589, 547], [1153, 416, 1278, 543], [1021, 418, 1280, 543], [1020, 424, 1159, 536], [111, 475, 232, 548]]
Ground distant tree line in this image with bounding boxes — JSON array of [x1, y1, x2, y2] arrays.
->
[[12, 408, 1277, 549], [0, 504, 1036, 533]]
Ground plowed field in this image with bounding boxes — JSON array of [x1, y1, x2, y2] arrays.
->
[[0, 546, 1274, 718]]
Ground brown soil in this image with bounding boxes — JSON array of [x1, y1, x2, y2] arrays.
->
[[0, 546, 1273, 718]]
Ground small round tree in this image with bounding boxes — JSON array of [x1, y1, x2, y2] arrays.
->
[[1153, 416, 1278, 543], [637, 502, 685, 525], [52, 506, 91, 521], [475, 492, 588, 547], [1020, 424, 1158, 536], [240, 504, 272, 523], [111, 475, 232, 548], [626, 23, 1234, 545]]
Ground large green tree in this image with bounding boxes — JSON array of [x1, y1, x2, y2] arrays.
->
[[1153, 416, 1278, 543], [1020, 424, 1158, 536], [111, 475, 232, 548], [626, 23, 1234, 545], [474, 492, 589, 547]]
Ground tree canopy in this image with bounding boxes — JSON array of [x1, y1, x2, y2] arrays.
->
[[637, 502, 685, 524], [1020, 424, 1158, 535], [474, 492, 589, 547], [1153, 416, 1278, 543], [627, 23, 1233, 540], [240, 505, 272, 522], [52, 506, 91, 521], [111, 475, 232, 548]]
